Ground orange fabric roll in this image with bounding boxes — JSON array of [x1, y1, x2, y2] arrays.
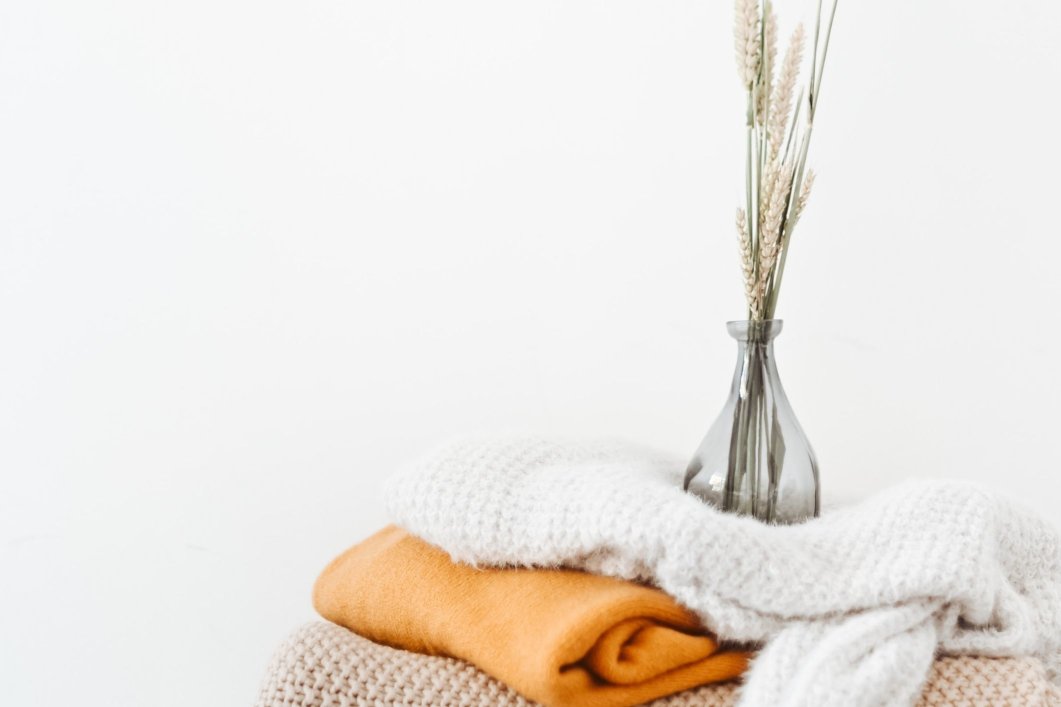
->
[[313, 526, 749, 707]]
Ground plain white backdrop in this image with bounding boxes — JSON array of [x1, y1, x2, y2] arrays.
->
[[2, 1, 1060, 704]]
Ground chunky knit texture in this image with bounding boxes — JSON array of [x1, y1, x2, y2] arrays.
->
[[384, 439, 1061, 707], [257, 622, 1061, 707]]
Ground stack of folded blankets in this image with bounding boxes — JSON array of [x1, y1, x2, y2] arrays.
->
[[258, 439, 1061, 707]]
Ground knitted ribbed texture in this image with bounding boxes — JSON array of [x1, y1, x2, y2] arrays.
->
[[256, 623, 1061, 707], [383, 439, 1061, 707], [258, 622, 532, 707]]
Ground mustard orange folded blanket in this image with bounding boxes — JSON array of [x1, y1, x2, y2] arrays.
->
[[313, 526, 749, 707]]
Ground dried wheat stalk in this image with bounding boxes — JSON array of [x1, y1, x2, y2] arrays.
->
[[729, 0, 838, 321], [757, 8, 778, 124], [736, 209, 760, 317], [794, 169, 815, 222], [769, 25, 805, 162], [734, 0, 762, 89], [758, 166, 794, 299]]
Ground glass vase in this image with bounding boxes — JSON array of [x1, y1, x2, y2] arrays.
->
[[684, 319, 820, 524]]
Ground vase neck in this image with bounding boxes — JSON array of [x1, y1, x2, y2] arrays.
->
[[728, 320, 784, 396]]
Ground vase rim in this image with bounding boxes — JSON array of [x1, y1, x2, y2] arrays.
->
[[726, 319, 784, 341]]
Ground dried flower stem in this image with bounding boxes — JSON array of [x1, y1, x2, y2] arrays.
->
[[769, 25, 804, 162], [794, 169, 815, 222], [758, 166, 794, 297], [757, 8, 778, 125], [730, 0, 839, 321], [737, 209, 760, 317], [735, 0, 762, 89]]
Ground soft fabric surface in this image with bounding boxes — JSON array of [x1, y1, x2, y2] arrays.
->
[[256, 622, 1061, 707], [384, 439, 1061, 707], [313, 525, 748, 707]]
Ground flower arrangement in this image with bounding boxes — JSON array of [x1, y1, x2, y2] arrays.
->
[[683, 0, 839, 523], [732, 0, 838, 321]]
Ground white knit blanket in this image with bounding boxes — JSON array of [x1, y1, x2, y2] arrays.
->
[[385, 439, 1061, 707]]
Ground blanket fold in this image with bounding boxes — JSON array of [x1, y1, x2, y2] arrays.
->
[[313, 525, 749, 707], [383, 438, 1061, 707]]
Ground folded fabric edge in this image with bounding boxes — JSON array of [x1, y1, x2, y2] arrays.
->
[[257, 622, 1061, 707]]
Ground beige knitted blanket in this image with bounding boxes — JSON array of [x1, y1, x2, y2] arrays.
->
[[257, 623, 1061, 707]]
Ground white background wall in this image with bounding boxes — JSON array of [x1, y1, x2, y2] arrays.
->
[[2, 1, 1060, 704]]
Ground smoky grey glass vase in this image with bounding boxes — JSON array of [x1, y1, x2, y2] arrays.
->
[[684, 319, 820, 524]]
